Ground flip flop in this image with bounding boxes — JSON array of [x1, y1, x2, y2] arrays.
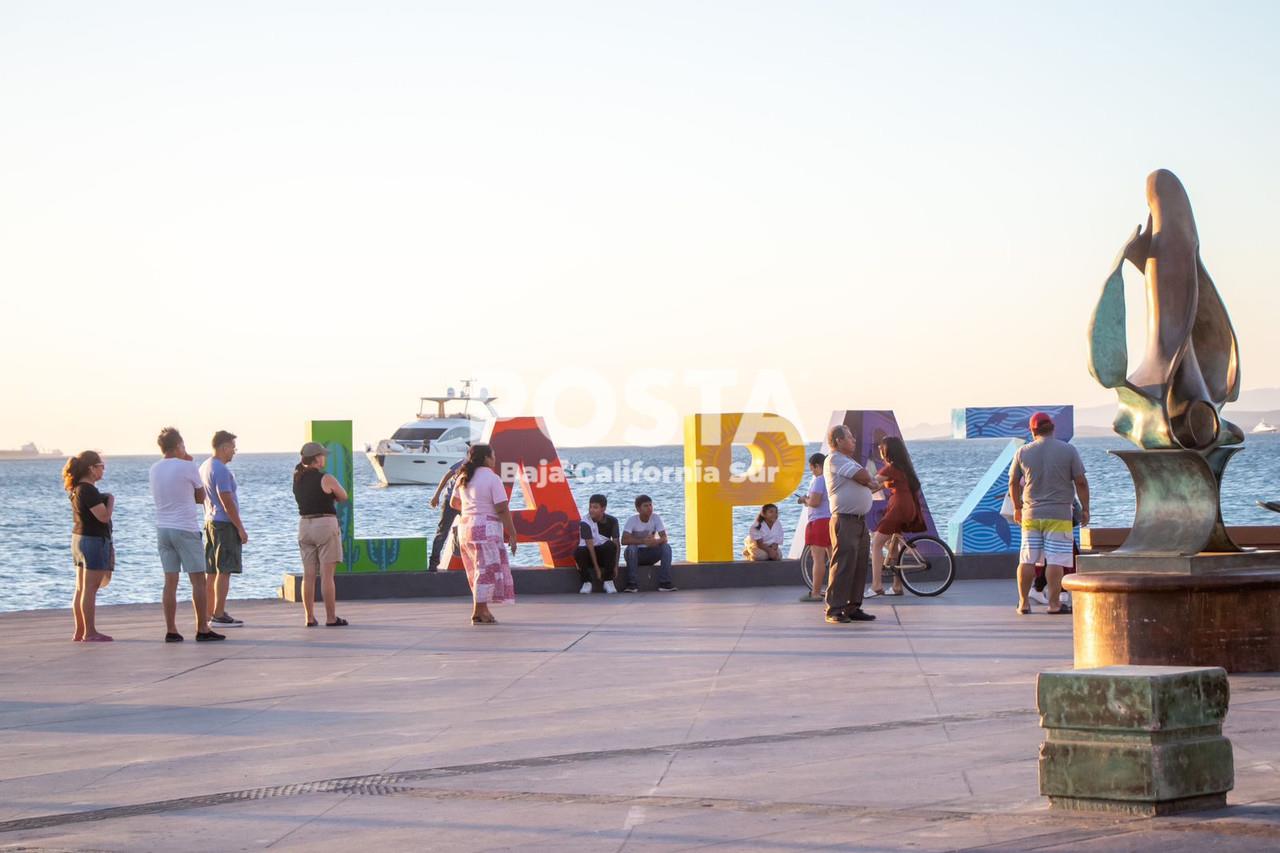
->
[[1048, 606, 1073, 615], [305, 620, 318, 627], [84, 634, 113, 642], [325, 617, 349, 627], [1016, 606, 1030, 615]]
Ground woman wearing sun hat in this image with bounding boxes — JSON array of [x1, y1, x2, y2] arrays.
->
[[292, 441, 350, 627]]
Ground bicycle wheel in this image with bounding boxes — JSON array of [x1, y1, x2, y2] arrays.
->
[[799, 545, 814, 590], [895, 535, 955, 597]]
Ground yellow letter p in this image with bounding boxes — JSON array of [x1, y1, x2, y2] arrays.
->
[[683, 412, 806, 563]]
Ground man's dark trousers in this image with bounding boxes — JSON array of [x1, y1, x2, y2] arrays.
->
[[826, 513, 869, 617], [428, 505, 459, 571], [574, 542, 618, 586]]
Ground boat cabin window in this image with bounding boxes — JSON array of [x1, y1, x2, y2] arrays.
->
[[438, 426, 472, 442], [392, 427, 448, 443]]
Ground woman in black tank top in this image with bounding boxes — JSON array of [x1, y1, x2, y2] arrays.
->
[[292, 442, 349, 627], [294, 467, 337, 516]]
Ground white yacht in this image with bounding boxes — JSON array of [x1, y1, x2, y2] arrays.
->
[[1253, 420, 1278, 434], [365, 382, 498, 486]]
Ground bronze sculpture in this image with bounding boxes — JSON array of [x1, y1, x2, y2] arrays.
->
[[1067, 170, 1280, 673], [1086, 169, 1244, 555]]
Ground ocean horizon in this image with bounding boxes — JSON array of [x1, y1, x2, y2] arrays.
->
[[5, 436, 1279, 613]]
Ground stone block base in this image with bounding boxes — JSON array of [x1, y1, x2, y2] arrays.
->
[[1038, 666, 1233, 815], [1063, 570, 1280, 672], [1047, 793, 1226, 816]]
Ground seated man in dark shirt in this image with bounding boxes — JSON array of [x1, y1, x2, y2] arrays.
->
[[575, 493, 620, 594]]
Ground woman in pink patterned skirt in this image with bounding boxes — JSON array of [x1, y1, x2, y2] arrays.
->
[[446, 443, 518, 624]]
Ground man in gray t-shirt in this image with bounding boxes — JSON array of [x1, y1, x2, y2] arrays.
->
[[1009, 412, 1089, 615]]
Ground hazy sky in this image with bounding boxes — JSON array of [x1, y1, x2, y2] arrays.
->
[[3, 1, 1279, 454]]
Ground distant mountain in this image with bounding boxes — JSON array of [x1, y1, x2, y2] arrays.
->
[[1234, 388, 1280, 411], [1079, 388, 1280, 433], [914, 389, 1280, 441], [901, 422, 953, 440]]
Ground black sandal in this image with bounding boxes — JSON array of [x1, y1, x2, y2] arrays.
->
[[325, 617, 349, 627], [1048, 605, 1073, 615], [305, 620, 318, 627]]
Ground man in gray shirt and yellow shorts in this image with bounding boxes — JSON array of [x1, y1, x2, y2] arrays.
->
[[1009, 412, 1089, 615]]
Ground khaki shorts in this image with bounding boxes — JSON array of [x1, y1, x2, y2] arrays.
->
[[298, 516, 343, 573]]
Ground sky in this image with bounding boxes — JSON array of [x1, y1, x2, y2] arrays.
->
[[3, 1, 1279, 454]]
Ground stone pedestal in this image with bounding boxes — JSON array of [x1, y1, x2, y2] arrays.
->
[[1038, 666, 1233, 815], [1064, 568, 1280, 672]]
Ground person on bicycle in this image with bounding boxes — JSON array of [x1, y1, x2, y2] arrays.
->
[[866, 436, 925, 598], [798, 452, 831, 601]]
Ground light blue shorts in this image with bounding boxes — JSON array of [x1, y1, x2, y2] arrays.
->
[[158, 528, 206, 574]]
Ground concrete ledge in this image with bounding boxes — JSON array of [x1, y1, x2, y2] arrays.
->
[[1082, 525, 1280, 551], [954, 553, 1017, 580], [281, 559, 803, 601], [281, 553, 1016, 600]]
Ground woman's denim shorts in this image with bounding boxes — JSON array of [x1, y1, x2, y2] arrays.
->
[[72, 535, 115, 572]]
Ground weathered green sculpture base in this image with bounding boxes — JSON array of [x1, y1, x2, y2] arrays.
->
[[1109, 448, 1242, 555], [1064, 569, 1280, 672], [1046, 793, 1225, 817], [1038, 666, 1233, 815]]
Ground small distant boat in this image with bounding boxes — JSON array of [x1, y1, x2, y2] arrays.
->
[[1252, 420, 1278, 434], [0, 442, 64, 461]]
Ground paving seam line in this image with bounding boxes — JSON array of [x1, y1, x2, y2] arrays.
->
[[0, 707, 1035, 834]]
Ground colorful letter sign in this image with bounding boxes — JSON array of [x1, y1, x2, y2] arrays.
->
[[951, 405, 1074, 441], [485, 416, 581, 568], [826, 410, 938, 536], [309, 420, 428, 573], [683, 412, 806, 562], [946, 405, 1075, 553]]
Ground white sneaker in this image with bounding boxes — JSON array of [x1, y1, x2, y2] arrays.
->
[[579, 582, 593, 594], [1028, 589, 1049, 606], [603, 580, 618, 594]]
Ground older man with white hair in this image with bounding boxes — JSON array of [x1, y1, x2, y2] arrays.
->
[[822, 424, 876, 625]]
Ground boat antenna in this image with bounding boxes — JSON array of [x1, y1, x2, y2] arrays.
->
[[459, 378, 475, 417]]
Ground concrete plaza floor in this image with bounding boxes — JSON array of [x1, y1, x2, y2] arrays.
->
[[0, 580, 1277, 851]]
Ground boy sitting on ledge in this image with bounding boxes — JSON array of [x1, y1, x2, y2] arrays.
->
[[622, 495, 677, 592], [575, 494, 619, 594]]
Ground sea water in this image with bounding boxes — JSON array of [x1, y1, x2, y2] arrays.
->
[[3, 436, 1279, 612]]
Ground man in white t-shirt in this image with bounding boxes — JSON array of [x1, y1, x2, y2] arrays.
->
[[621, 495, 677, 592], [149, 427, 223, 643]]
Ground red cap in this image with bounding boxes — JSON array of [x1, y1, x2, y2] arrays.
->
[[1029, 412, 1054, 432]]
